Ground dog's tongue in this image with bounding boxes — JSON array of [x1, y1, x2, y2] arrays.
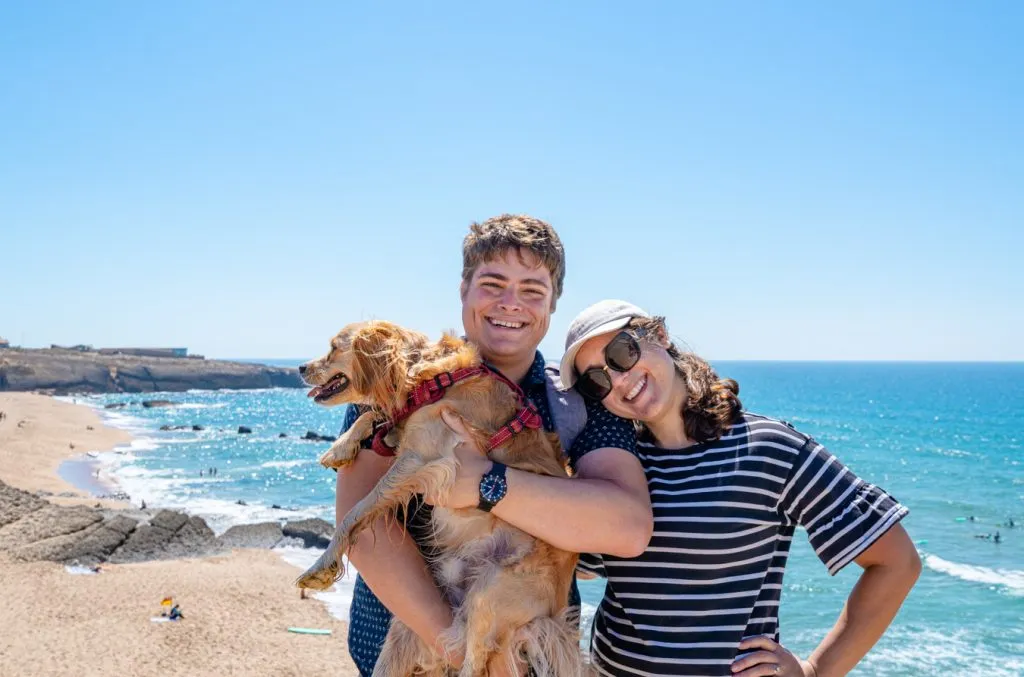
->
[[307, 386, 322, 399]]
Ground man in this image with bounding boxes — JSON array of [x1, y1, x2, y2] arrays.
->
[[335, 214, 653, 675]]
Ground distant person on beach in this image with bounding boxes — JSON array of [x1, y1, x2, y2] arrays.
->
[[445, 299, 921, 676], [331, 215, 645, 676]]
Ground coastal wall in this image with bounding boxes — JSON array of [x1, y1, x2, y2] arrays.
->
[[0, 348, 302, 394]]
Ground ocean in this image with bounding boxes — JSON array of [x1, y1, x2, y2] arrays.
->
[[64, 361, 1024, 676]]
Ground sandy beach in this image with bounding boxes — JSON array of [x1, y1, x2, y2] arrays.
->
[[0, 393, 358, 677]]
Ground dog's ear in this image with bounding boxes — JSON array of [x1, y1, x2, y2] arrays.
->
[[351, 324, 410, 415]]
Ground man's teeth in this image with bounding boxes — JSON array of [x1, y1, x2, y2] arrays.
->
[[489, 319, 524, 329], [625, 376, 646, 402]]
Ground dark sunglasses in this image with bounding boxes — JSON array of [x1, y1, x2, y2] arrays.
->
[[576, 328, 647, 401]]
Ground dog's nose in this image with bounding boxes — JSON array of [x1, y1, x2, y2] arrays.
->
[[298, 364, 307, 375]]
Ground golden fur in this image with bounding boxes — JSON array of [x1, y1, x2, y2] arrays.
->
[[297, 321, 583, 677]]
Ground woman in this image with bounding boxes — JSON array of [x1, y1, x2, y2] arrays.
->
[[558, 299, 921, 677]]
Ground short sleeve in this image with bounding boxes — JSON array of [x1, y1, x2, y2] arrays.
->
[[339, 404, 360, 436], [568, 398, 637, 468], [777, 434, 909, 575], [577, 552, 607, 578]]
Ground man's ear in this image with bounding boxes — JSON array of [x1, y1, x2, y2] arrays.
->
[[459, 279, 468, 300]]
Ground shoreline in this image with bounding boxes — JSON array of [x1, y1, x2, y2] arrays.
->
[[0, 392, 132, 507], [0, 392, 359, 676]]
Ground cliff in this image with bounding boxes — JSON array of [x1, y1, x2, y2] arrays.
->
[[0, 348, 302, 394]]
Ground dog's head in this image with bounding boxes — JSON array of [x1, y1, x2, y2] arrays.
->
[[300, 321, 431, 413]]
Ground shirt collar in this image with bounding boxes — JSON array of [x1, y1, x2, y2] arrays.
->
[[523, 351, 547, 388], [481, 351, 547, 389]]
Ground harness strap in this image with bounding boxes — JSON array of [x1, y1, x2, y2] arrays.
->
[[368, 363, 541, 457]]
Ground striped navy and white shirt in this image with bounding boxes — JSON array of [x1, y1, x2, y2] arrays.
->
[[576, 412, 908, 677]]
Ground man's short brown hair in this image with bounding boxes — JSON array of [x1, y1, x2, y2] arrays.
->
[[461, 214, 566, 309]]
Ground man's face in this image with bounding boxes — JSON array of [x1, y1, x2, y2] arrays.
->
[[461, 248, 554, 365]]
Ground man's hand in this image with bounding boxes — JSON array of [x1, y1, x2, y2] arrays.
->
[[423, 409, 492, 509]]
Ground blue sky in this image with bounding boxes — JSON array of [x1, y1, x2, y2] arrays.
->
[[1, 1, 1021, 361]]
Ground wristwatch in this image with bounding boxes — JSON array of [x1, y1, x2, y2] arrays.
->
[[477, 462, 508, 512]]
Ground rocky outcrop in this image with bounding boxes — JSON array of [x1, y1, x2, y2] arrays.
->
[[0, 480, 333, 567], [218, 522, 285, 549], [281, 518, 334, 548], [0, 348, 302, 394], [107, 510, 218, 563]]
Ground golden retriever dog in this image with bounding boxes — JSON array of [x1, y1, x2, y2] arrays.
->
[[296, 320, 583, 677]]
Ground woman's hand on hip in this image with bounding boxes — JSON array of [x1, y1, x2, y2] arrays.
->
[[731, 636, 817, 677]]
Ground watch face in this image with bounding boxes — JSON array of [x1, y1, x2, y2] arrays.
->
[[480, 474, 507, 503]]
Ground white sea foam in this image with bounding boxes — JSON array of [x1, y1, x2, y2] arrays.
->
[[856, 627, 1024, 676], [923, 554, 1024, 597]]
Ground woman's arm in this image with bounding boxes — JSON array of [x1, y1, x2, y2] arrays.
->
[[731, 524, 921, 677]]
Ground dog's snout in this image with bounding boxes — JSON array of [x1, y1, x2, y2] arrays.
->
[[298, 363, 308, 375]]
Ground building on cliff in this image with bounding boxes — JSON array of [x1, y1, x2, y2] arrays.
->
[[98, 347, 189, 358], [0, 337, 9, 349]]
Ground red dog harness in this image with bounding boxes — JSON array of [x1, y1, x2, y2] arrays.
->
[[369, 364, 543, 457]]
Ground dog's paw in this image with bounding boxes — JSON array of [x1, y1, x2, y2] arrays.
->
[[319, 446, 356, 469], [295, 555, 342, 591], [295, 567, 338, 591]]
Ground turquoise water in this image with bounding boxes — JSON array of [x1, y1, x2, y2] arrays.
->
[[74, 362, 1024, 676]]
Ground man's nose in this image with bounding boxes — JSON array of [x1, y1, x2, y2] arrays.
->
[[497, 287, 522, 309]]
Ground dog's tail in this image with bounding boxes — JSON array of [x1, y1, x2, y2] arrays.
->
[[511, 610, 586, 677]]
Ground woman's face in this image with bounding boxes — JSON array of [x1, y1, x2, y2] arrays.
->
[[573, 327, 683, 423]]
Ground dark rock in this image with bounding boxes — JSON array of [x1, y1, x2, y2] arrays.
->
[[302, 431, 336, 442], [58, 514, 138, 565], [0, 481, 221, 566], [217, 522, 284, 549], [238, 426, 252, 434], [192, 425, 204, 431], [108, 511, 216, 563], [0, 504, 102, 551], [103, 403, 127, 409], [150, 509, 189, 532], [275, 536, 306, 549], [278, 433, 287, 438], [282, 518, 334, 549], [0, 482, 48, 528], [142, 400, 175, 408]]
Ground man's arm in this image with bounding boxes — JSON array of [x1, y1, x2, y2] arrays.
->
[[434, 411, 653, 558], [336, 449, 456, 660]]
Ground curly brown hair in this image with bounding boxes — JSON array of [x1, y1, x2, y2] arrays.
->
[[462, 214, 566, 310], [629, 316, 742, 443]]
